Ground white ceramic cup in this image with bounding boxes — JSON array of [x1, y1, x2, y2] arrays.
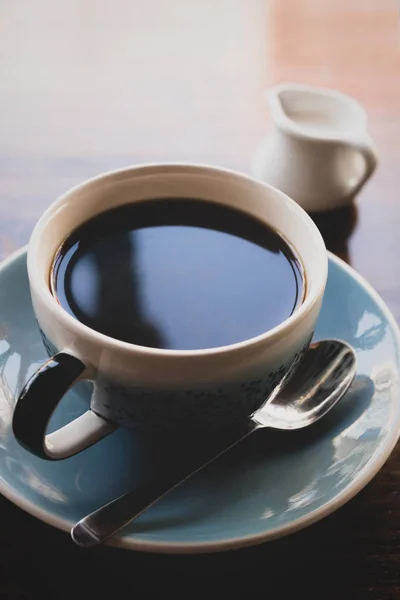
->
[[12, 164, 328, 460]]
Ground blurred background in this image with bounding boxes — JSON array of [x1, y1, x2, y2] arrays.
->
[[0, 0, 399, 307]]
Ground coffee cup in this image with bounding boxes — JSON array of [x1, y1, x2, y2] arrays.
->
[[12, 164, 328, 460]]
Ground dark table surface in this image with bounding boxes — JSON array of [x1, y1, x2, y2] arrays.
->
[[1, 1, 400, 598]]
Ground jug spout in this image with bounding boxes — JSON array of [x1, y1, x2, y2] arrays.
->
[[266, 83, 370, 142]]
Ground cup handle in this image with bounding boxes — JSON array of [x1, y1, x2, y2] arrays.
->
[[343, 135, 378, 195], [12, 352, 116, 460]]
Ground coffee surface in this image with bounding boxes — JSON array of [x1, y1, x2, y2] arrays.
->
[[51, 199, 304, 350]]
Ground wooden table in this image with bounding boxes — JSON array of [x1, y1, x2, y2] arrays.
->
[[1, 1, 400, 597]]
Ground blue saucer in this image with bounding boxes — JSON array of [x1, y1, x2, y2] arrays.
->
[[0, 248, 399, 553]]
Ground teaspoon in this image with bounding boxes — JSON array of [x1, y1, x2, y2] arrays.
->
[[72, 339, 356, 548]]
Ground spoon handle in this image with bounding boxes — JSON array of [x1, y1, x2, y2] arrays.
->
[[71, 422, 259, 547]]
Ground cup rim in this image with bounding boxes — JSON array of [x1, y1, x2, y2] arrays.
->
[[28, 162, 328, 357]]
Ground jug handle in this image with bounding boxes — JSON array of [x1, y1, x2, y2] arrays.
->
[[341, 136, 378, 194]]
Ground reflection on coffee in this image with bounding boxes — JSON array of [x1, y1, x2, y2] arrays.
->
[[51, 198, 304, 350]]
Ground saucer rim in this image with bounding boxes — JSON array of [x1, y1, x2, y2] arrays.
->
[[1, 246, 399, 554]]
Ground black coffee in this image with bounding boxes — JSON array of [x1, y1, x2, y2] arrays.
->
[[51, 199, 304, 350]]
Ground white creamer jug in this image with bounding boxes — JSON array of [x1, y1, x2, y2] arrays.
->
[[252, 83, 378, 212]]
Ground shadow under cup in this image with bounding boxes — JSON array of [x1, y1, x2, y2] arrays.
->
[[14, 165, 328, 459]]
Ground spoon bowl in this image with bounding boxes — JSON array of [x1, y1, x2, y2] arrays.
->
[[259, 339, 356, 430]]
